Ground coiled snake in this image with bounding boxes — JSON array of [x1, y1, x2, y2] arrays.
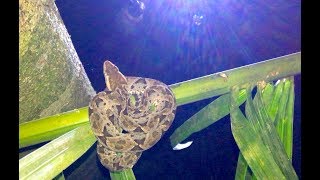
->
[[89, 61, 177, 171]]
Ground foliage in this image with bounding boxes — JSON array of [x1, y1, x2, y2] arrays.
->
[[19, 53, 300, 179], [19, 125, 95, 180]]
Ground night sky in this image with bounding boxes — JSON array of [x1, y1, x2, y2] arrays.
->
[[55, 0, 301, 179]]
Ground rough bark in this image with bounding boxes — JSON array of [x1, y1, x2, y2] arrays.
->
[[19, 0, 96, 124]]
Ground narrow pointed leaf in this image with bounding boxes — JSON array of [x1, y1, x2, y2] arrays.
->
[[245, 85, 297, 179], [170, 89, 247, 147], [235, 78, 296, 179], [235, 83, 273, 180], [274, 79, 291, 132], [283, 77, 294, 160], [19, 125, 96, 180], [274, 77, 294, 160], [230, 87, 285, 179], [266, 80, 285, 122]]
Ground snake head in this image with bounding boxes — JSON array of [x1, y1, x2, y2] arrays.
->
[[103, 60, 128, 91]]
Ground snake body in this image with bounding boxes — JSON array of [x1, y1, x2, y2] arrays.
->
[[89, 61, 177, 171]]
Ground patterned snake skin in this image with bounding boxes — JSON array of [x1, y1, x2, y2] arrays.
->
[[89, 61, 177, 171]]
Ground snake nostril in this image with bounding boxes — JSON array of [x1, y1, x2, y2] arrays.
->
[[122, 129, 129, 134]]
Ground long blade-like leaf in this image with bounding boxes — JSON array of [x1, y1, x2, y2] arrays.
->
[[274, 77, 294, 160], [19, 125, 96, 180], [283, 77, 294, 160], [170, 89, 247, 147], [235, 82, 274, 180], [230, 86, 285, 179], [266, 80, 285, 122], [235, 78, 296, 179], [245, 83, 297, 179]]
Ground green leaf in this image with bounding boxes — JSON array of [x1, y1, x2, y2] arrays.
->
[[235, 83, 273, 180], [230, 86, 286, 179], [249, 84, 297, 179], [235, 78, 296, 179], [235, 83, 274, 180], [110, 169, 136, 180], [283, 77, 294, 160], [19, 125, 96, 180], [260, 82, 274, 106], [19, 107, 89, 148], [170, 89, 247, 147], [236, 82, 296, 179], [266, 80, 285, 122], [274, 77, 294, 160], [235, 153, 252, 180]]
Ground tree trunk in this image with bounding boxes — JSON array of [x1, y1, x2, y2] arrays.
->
[[19, 0, 96, 124]]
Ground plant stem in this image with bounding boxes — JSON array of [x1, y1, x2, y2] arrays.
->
[[171, 52, 300, 105], [19, 107, 89, 148]]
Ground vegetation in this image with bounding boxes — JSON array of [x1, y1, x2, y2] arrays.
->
[[19, 52, 300, 179]]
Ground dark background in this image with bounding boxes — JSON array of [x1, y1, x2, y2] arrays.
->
[[55, 0, 301, 179]]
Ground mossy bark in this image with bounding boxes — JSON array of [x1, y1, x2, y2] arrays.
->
[[19, 0, 96, 124]]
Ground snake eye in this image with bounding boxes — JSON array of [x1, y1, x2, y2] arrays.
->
[[149, 103, 157, 112], [129, 95, 136, 106]]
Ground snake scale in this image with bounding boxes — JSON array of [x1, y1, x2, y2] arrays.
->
[[89, 61, 177, 171]]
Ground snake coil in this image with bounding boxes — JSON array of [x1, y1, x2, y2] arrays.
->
[[89, 61, 176, 171]]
